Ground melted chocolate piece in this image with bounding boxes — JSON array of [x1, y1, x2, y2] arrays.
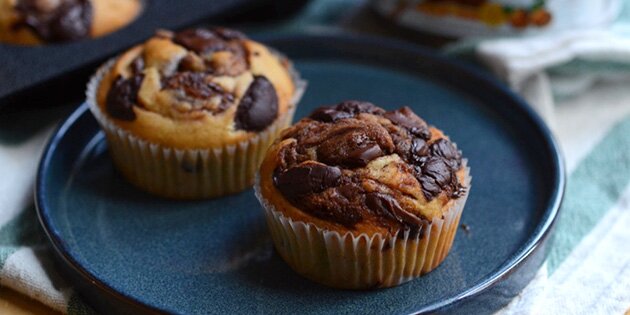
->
[[384, 107, 431, 139], [430, 139, 462, 169], [295, 179, 365, 228], [315, 122, 392, 168], [234, 75, 278, 131], [105, 74, 144, 121], [16, 0, 92, 42], [172, 28, 228, 54], [164, 72, 224, 99], [273, 162, 342, 197], [410, 138, 429, 165], [366, 193, 424, 227], [418, 156, 462, 200], [310, 100, 385, 122]]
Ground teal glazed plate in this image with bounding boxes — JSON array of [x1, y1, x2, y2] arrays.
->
[[36, 33, 564, 314]]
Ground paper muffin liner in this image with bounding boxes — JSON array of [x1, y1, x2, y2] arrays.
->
[[254, 163, 470, 289], [87, 58, 306, 199]]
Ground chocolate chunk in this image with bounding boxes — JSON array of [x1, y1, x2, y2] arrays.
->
[[423, 157, 452, 189], [315, 121, 393, 168], [273, 162, 342, 198], [348, 144, 384, 166], [384, 107, 431, 139], [234, 75, 278, 131], [305, 197, 363, 228], [309, 107, 353, 122], [410, 138, 429, 165], [309, 100, 385, 122], [430, 139, 462, 169], [418, 175, 441, 200], [163, 72, 228, 100], [318, 137, 384, 168], [418, 157, 461, 200], [105, 74, 144, 121], [172, 28, 228, 54], [366, 193, 424, 227], [16, 0, 92, 42]]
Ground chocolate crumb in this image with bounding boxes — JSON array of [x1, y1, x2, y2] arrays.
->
[[460, 223, 471, 235]]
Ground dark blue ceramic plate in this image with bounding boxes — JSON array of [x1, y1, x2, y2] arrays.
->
[[36, 33, 564, 314]]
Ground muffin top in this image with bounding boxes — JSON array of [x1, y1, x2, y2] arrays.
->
[[0, 0, 140, 44], [259, 101, 467, 237], [95, 27, 296, 148]]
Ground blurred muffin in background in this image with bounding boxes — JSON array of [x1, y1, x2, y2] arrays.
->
[[0, 0, 141, 45], [87, 27, 304, 199]]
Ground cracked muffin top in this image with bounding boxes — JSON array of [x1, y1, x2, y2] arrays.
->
[[259, 101, 468, 237], [95, 27, 297, 149]]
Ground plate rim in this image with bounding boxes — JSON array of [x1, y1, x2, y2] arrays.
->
[[35, 31, 565, 314]]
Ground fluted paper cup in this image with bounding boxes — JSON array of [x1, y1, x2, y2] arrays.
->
[[87, 59, 305, 199], [255, 164, 470, 289]]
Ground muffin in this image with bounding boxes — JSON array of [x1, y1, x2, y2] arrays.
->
[[0, 0, 141, 45], [256, 101, 470, 289], [87, 27, 304, 199]]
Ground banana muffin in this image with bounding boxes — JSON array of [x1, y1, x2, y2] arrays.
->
[[256, 100, 470, 289], [88, 27, 304, 199]]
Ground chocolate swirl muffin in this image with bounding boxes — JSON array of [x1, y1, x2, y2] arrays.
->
[[256, 101, 470, 289], [87, 27, 304, 199], [0, 0, 141, 45]]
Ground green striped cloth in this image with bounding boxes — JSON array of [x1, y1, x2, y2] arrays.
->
[[0, 1, 629, 313]]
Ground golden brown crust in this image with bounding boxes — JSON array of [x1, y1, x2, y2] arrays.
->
[[96, 28, 296, 149], [259, 102, 468, 237]]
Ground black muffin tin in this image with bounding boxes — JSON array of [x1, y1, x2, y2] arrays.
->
[[0, 0, 304, 111]]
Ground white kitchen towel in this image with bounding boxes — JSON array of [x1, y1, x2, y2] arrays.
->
[[475, 1, 630, 124], [474, 2, 630, 314]]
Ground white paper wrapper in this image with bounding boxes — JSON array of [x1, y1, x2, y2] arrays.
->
[[255, 164, 470, 289], [87, 58, 306, 199]]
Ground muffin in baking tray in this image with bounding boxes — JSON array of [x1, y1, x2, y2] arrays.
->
[[256, 100, 470, 289], [87, 27, 305, 199], [0, 0, 141, 45]]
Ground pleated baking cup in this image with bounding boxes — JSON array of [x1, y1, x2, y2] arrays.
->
[[87, 59, 306, 199], [254, 164, 470, 289]]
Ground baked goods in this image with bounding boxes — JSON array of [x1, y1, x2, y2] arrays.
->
[[87, 27, 304, 199], [256, 100, 470, 289], [0, 0, 141, 45]]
